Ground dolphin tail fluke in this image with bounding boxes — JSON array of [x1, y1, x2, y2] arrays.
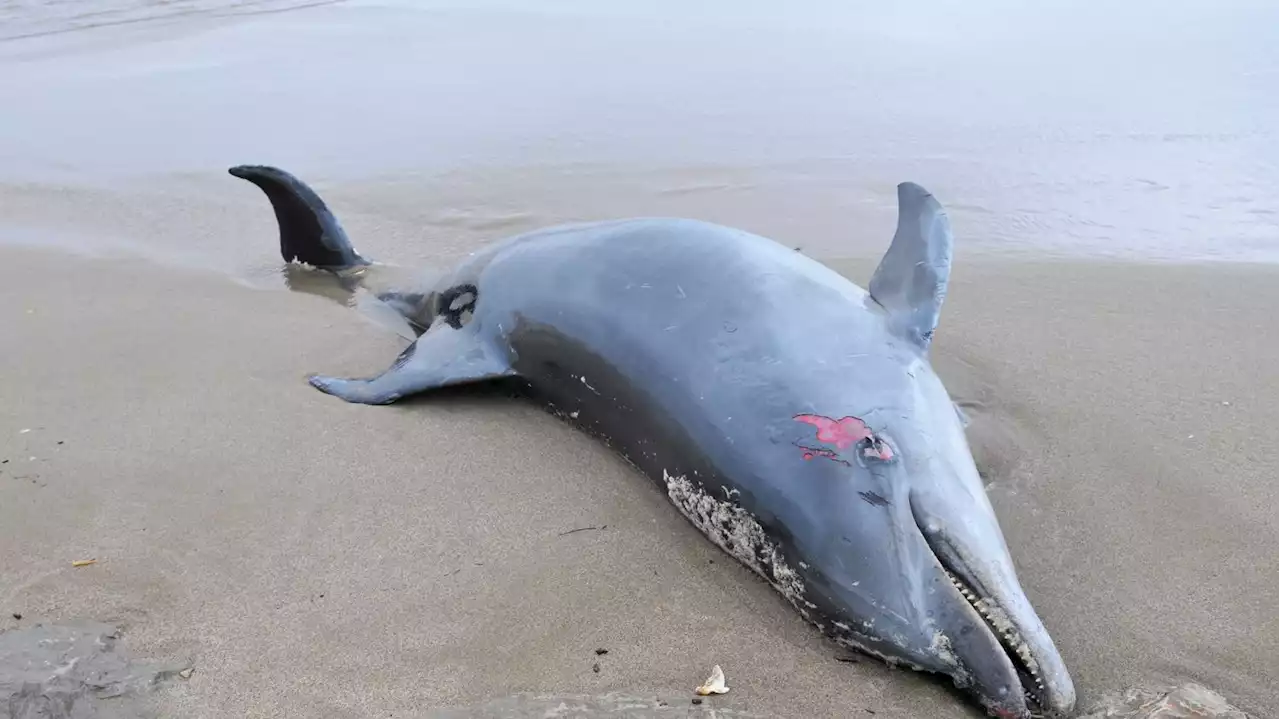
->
[[229, 164, 371, 273]]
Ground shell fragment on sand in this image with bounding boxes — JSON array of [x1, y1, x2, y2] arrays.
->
[[695, 665, 729, 696]]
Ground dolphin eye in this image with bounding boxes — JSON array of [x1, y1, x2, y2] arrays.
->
[[861, 435, 896, 462]]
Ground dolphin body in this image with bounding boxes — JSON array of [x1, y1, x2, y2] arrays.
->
[[229, 164, 1076, 718]]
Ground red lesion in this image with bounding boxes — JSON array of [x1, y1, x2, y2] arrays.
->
[[797, 445, 849, 466], [794, 414, 873, 449], [793, 413, 895, 464]]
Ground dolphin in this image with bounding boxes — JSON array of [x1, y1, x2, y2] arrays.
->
[[228, 164, 1076, 718]]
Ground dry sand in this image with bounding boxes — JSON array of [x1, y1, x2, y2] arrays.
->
[[1, 243, 1274, 719]]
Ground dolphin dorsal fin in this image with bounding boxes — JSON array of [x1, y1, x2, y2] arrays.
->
[[868, 182, 954, 352]]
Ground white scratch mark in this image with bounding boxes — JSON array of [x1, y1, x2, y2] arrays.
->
[[663, 470, 806, 608], [930, 631, 961, 671]]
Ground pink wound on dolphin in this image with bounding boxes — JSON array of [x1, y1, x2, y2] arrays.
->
[[794, 414, 874, 449], [793, 414, 895, 462]]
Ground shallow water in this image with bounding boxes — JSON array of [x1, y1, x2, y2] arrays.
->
[[0, 0, 1276, 267]]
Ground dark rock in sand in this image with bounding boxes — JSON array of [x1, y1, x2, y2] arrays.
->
[[0, 620, 189, 719], [1079, 683, 1250, 719]]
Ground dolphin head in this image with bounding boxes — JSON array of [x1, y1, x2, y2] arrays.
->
[[784, 348, 1075, 719], [775, 182, 1074, 718]]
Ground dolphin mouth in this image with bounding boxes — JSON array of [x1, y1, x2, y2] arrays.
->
[[907, 489, 1074, 718], [938, 562, 1047, 712]]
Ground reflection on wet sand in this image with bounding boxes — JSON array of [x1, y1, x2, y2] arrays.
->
[[279, 263, 422, 341]]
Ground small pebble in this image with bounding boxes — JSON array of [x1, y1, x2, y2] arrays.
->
[[594, 648, 608, 656], [691, 698, 702, 705], [11, 613, 21, 620], [592, 663, 600, 673]]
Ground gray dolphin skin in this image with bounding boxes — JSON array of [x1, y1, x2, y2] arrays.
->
[[229, 164, 1076, 719]]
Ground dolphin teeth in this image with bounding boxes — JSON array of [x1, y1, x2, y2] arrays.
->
[[948, 570, 1046, 707]]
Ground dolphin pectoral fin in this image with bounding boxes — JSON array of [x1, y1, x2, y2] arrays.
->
[[307, 374, 421, 405], [868, 182, 954, 352], [307, 327, 516, 405], [229, 164, 371, 273]]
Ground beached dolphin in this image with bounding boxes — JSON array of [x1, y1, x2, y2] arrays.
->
[[229, 164, 1076, 719]]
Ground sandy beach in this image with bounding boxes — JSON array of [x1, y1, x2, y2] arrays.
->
[[2, 245, 1275, 718], [1, 1, 1277, 718]]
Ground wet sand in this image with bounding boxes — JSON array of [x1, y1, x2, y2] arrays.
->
[[1, 244, 1275, 718], [1, 0, 1277, 717]]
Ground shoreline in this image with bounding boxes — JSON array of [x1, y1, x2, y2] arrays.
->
[[2, 169, 1275, 268]]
